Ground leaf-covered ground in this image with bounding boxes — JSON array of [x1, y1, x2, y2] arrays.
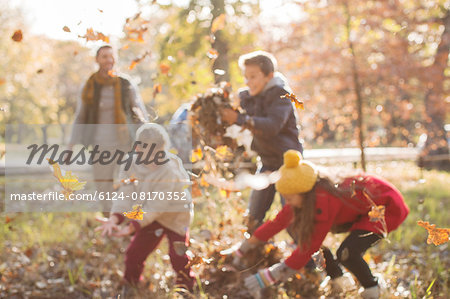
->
[[1, 162, 449, 298]]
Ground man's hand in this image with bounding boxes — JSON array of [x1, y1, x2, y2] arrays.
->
[[221, 108, 238, 124]]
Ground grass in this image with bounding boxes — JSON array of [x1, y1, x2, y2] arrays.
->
[[1, 161, 449, 298]]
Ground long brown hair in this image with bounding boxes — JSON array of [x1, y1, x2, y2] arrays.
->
[[291, 170, 360, 250]]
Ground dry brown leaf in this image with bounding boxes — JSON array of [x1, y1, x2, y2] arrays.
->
[[62, 26, 71, 32], [281, 93, 304, 110], [78, 28, 109, 43], [128, 51, 150, 70], [417, 220, 450, 246], [368, 205, 385, 222], [11, 30, 23, 42], [153, 83, 162, 94], [123, 204, 146, 220]]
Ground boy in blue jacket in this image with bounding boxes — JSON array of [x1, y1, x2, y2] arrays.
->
[[221, 51, 303, 233]]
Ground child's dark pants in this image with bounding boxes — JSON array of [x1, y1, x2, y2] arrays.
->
[[124, 221, 194, 290], [323, 230, 382, 288]]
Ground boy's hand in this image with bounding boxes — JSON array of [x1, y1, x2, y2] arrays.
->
[[95, 215, 119, 237], [221, 108, 238, 124]]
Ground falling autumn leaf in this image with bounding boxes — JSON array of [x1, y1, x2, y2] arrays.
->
[[48, 158, 86, 199], [62, 26, 71, 33], [98, 8, 104, 13], [36, 69, 44, 74], [11, 30, 23, 42], [123, 204, 146, 220], [417, 220, 450, 246], [207, 48, 219, 59], [153, 83, 162, 93], [368, 205, 385, 222], [211, 14, 226, 33], [0, 78, 6, 86], [78, 28, 109, 43], [153, 83, 162, 96], [121, 44, 130, 50], [129, 61, 138, 70], [159, 62, 170, 75], [128, 51, 150, 70], [281, 93, 304, 110]]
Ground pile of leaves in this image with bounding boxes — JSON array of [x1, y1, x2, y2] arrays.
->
[[189, 82, 236, 150]]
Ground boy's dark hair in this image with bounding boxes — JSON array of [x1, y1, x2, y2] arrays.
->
[[238, 51, 277, 76], [96, 45, 113, 57]]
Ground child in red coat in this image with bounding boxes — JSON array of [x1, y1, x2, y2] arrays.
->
[[231, 150, 409, 299]]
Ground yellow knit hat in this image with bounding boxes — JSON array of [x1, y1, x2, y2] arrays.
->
[[275, 150, 318, 194]]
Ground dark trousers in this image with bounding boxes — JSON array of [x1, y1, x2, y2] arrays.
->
[[323, 230, 382, 288], [248, 165, 285, 229], [124, 221, 194, 290]]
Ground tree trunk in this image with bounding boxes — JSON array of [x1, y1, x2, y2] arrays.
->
[[421, 9, 450, 170], [344, 0, 366, 171], [211, 0, 230, 83]]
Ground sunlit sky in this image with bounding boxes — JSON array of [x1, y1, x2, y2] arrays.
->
[[14, 0, 302, 45]]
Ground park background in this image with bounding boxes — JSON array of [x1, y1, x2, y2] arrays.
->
[[0, 0, 449, 298]]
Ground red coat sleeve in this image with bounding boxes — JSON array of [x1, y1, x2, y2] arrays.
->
[[253, 205, 294, 242]]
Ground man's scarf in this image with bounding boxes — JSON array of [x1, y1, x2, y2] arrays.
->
[[81, 72, 127, 124]]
